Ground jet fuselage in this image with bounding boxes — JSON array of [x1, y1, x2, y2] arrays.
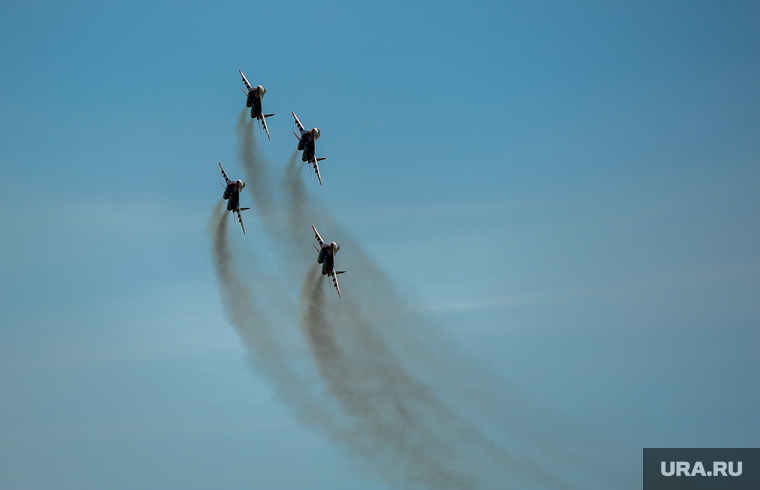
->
[[316, 242, 339, 275], [245, 85, 266, 119], [246, 92, 262, 119], [298, 134, 316, 162], [223, 180, 244, 211]]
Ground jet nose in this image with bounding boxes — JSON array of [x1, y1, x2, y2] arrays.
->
[[312, 128, 321, 140]]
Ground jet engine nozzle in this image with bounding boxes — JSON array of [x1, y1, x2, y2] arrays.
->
[[257, 85, 266, 98], [312, 128, 321, 140]]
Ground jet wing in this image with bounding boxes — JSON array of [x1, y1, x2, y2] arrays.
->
[[311, 158, 323, 186], [312, 225, 325, 248], [239, 70, 252, 92], [292, 111, 305, 135], [330, 270, 342, 299], [261, 114, 271, 141], [218, 162, 232, 185], [236, 208, 247, 235]]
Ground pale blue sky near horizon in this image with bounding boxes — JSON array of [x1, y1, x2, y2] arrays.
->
[[1, 1, 759, 488]]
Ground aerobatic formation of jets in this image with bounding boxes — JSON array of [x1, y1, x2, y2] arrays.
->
[[217, 70, 343, 297]]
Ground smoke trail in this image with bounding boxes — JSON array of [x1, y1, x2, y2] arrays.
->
[[300, 266, 485, 488], [210, 201, 347, 432], [210, 200, 287, 383], [294, 234, 574, 488], [236, 109, 273, 210], [277, 156, 571, 486], [212, 117, 636, 489], [282, 151, 313, 242]]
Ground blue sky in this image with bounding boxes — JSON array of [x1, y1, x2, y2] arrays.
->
[[1, 1, 759, 488]]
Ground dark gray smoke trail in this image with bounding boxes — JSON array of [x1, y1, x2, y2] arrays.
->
[[300, 266, 485, 488], [211, 117, 636, 489], [294, 231, 576, 488], [236, 109, 276, 218], [210, 201, 348, 432], [210, 200, 289, 385]]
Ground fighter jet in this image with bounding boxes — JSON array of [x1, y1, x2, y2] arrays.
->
[[312, 225, 345, 298], [292, 112, 326, 185], [240, 70, 274, 140], [218, 162, 250, 234]]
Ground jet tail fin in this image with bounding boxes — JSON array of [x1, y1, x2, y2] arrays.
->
[[335, 270, 346, 275], [316, 157, 326, 162], [264, 113, 275, 118], [240, 207, 251, 211]]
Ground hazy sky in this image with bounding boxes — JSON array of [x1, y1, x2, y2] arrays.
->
[[1, 1, 759, 489]]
